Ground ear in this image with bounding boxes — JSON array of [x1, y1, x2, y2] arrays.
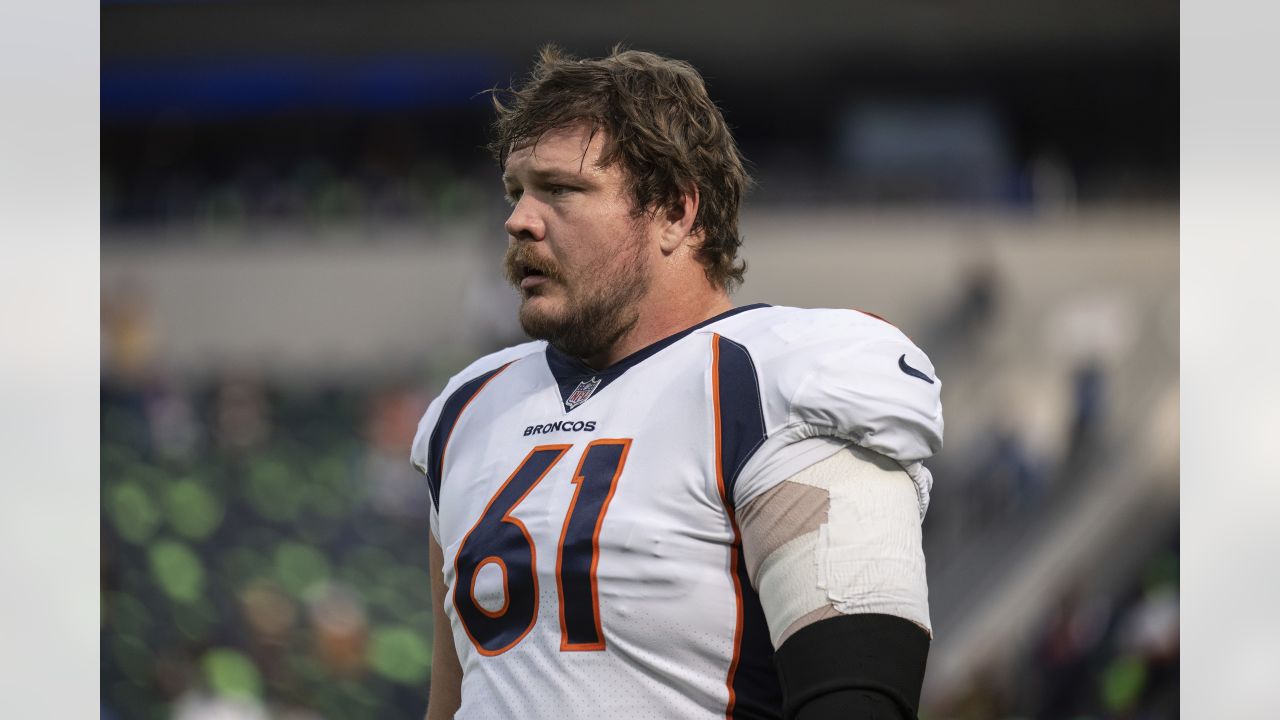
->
[[658, 185, 699, 254]]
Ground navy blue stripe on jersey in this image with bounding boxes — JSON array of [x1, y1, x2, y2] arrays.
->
[[711, 332, 780, 719], [713, 335, 767, 504], [426, 363, 511, 510], [545, 303, 770, 413], [732, 547, 784, 720]]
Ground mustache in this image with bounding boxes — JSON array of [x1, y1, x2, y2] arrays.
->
[[503, 245, 565, 286]]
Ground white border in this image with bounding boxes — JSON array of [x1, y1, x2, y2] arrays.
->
[[0, 1, 101, 717], [1182, 0, 1280, 715]]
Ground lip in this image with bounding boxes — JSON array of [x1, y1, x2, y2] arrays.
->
[[520, 274, 550, 290]]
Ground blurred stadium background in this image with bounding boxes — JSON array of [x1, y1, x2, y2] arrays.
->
[[100, 2, 1178, 718]]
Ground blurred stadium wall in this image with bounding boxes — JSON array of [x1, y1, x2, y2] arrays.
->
[[101, 2, 1178, 719]]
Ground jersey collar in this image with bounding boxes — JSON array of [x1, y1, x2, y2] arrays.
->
[[544, 303, 769, 413]]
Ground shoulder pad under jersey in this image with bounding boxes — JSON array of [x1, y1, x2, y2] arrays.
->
[[712, 306, 943, 510], [409, 341, 546, 480]]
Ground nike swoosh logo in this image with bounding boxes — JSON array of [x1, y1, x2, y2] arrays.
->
[[898, 354, 935, 384]]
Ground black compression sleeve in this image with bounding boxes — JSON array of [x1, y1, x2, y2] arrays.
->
[[791, 688, 903, 719], [773, 613, 931, 720]]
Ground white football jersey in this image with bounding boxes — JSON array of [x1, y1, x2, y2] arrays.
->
[[410, 304, 943, 720]]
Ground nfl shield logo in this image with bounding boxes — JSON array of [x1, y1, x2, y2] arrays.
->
[[565, 376, 601, 411]]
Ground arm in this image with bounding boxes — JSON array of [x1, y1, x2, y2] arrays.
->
[[425, 536, 463, 720], [738, 443, 932, 719], [774, 614, 929, 720]]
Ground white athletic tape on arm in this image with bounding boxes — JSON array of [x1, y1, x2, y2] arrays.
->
[[755, 532, 823, 647], [746, 443, 932, 649]]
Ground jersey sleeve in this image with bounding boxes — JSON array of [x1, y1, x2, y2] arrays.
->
[[410, 393, 448, 543], [729, 309, 944, 516], [409, 340, 546, 543]]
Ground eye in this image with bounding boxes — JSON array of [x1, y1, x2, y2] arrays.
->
[[548, 185, 574, 197], [504, 188, 523, 206]]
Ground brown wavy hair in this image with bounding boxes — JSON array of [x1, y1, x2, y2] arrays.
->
[[489, 45, 752, 291]]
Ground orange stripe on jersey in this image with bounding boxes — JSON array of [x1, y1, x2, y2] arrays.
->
[[711, 333, 747, 720], [853, 307, 920, 342], [854, 307, 895, 327]]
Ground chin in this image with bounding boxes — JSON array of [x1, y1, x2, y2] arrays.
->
[[518, 296, 570, 336], [520, 291, 560, 316]]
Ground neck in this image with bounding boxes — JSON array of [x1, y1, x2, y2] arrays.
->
[[580, 284, 732, 369]]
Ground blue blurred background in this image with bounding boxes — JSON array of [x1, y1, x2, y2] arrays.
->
[[100, 2, 1179, 718]]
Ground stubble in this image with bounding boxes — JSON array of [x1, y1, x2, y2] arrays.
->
[[503, 233, 649, 361]]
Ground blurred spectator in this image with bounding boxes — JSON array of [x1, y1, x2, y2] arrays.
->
[[306, 582, 369, 679], [961, 371, 1068, 521], [926, 241, 1002, 368], [102, 280, 157, 385], [216, 376, 271, 452], [147, 380, 203, 462], [1066, 356, 1107, 470], [938, 664, 1013, 720], [963, 427, 1045, 526], [362, 387, 434, 521], [1032, 587, 1111, 719]]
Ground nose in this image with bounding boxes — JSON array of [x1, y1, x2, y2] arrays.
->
[[504, 196, 545, 242]]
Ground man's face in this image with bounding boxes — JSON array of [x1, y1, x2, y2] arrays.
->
[[502, 123, 654, 360]]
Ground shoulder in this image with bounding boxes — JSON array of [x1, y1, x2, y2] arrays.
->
[[410, 340, 545, 473], [711, 305, 943, 463], [711, 305, 912, 361], [441, 341, 546, 397]]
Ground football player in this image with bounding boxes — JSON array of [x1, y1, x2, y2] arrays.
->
[[411, 46, 943, 720]]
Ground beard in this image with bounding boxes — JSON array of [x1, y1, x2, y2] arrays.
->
[[503, 234, 649, 361]]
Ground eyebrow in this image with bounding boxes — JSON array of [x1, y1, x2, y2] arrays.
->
[[501, 167, 594, 188]]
